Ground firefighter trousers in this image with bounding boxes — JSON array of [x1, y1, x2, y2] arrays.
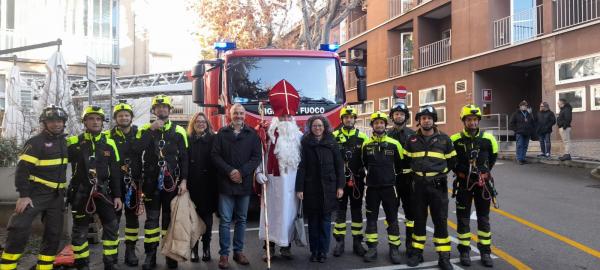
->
[[364, 186, 401, 247], [334, 176, 365, 240], [456, 177, 492, 254], [396, 174, 414, 247], [142, 185, 177, 253], [71, 197, 120, 267], [117, 205, 140, 245], [0, 190, 64, 270], [411, 177, 451, 253]]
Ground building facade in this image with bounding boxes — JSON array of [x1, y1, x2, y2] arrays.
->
[[334, 0, 600, 156]]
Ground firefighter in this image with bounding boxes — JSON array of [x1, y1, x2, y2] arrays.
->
[[404, 105, 457, 270], [67, 105, 122, 270], [332, 106, 368, 257], [103, 100, 143, 266], [450, 104, 498, 267], [0, 105, 69, 270], [361, 111, 404, 264], [387, 102, 416, 251], [135, 94, 189, 270]]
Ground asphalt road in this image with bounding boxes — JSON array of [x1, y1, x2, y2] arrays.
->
[[6, 161, 600, 269]]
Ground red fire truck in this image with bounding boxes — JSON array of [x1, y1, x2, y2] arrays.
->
[[191, 42, 367, 130]]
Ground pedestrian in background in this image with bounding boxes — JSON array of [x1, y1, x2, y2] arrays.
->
[[536, 102, 556, 158], [509, 100, 535, 165], [295, 116, 345, 263], [187, 112, 218, 262], [557, 98, 573, 161]]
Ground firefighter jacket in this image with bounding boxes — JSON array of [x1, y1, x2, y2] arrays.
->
[[67, 132, 122, 211], [388, 126, 416, 175], [333, 127, 368, 178], [15, 131, 68, 197], [103, 126, 142, 180], [135, 120, 189, 180], [361, 133, 404, 187], [450, 129, 498, 175], [403, 128, 457, 179]]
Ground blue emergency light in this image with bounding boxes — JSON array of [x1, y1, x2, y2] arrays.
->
[[214, 42, 236, 51], [319, 43, 340, 52]]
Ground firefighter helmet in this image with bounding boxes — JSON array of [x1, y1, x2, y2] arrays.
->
[[151, 94, 173, 109], [390, 102, 410, 119], [370, 111, 388, 126], [415, 105, 438, 122], [460, 104, 482, 120], [113, 100, 134, 117], [39, 105, 68, 123], [340, 106, 358, 119], [82, 105, 106, 121]]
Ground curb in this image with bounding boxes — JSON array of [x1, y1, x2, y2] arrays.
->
[[499, 153, 600, 180]]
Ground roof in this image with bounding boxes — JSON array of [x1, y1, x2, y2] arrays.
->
[[225, 49, 339, 59]]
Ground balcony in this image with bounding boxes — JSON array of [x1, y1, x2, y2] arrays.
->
[[418, 37, 451, 69], [0, 29, 118, 65], [389, 0, 432, 18], [348, 14, 367, 39], [554, 0, 600, 30], [388, 54, 414, 77], [493, 5, 544, 48]]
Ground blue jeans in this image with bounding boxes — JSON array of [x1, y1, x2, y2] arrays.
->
[[516, 133, 530, 161], [538, 132, 551, 156], [218, 194, 250, 256], [306, 211, 332, 255]]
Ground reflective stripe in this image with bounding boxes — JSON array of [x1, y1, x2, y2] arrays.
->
[[459, 240, 471, 246], [351, 230, 363, 236], [402, 168, 413, 174], [445, 150, 457, 158], [350, 222, 362, 227], [333, 229, 346, 235], [457, 232, 472, 239], [433, 237, 451, 244], [103, 248, 118, 256], [161, 230, 167, 236], [426, 152, 445, 159], [19, 154, 39, 165], [479, 239, 492, 245], [29, 175, 65, 189], [145, 228, 161, 235], [125, 235, 139, 241], [412, 242, 424, 250], [365, 233, 378, 243], [37, 255, 55, 262], [103, 239, 120, 246], [478, 230, 492, 237], [334, 223, 346, 229], [412, 234, 426, 241], [38, 158, 68, 166], [388, 239, 401, 245], [35, 264, 53, 270], [0, 263, 17, 270], [405, 220, 414, 228], [72, 242, 89, 252], [144, 236, 160, 243], [414, 168, 448, 177], [125, 227, 139, 233], [0, 253, 21, 261], [435, 245, 452, 252], [74, 251, 90, 259]]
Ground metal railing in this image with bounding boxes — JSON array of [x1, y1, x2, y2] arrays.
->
[[0, 29, 118, 65], [480, 113, 511, 142], [493, 5, 544, 48], [389, 0, 414, 18], [555, 0, 600, 30], [418, 37, 451, 69], [388, 54, 414, 77], [348, 15, 367, 39]]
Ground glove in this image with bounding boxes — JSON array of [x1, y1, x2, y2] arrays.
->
[[256, 173, 268, 185]]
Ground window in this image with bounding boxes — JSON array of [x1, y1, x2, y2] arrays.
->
[[379, 97, 390, 111], [406, 92, 413, 108], [556, 52, 600, 85], [591, 84, 600, 111], [556, 87, 586, 112], [356, 118, 364, 130], [405, 113, 413, 127], [455, 80, 467, 93], [360, 100, 374, 115], [435, 106, 447, 124], [419, 85, 445, 106]]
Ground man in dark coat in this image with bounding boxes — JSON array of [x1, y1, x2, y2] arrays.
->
[[509, 100, 535, 164], [557, 98, 573, 161], [211, 104, 262, 269], [536, 102, 556, 158]]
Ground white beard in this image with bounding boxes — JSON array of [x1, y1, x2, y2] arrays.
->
[[268, 118, 302, 173]]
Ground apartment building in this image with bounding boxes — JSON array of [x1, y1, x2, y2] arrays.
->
[[333, 0, 600, 155]]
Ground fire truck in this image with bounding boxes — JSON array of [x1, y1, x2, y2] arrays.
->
[[191, 42, 367, 130]]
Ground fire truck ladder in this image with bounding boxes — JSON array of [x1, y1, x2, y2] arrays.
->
[[71, 70, 192, 100]]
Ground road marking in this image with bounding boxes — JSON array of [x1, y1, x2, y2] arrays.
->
[[351, 256, 472, 270]]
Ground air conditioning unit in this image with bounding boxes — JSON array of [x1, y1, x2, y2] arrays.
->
[[350, 49, 364, 61]]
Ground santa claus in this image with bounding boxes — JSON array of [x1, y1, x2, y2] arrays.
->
[[256, 79, 303, 260]]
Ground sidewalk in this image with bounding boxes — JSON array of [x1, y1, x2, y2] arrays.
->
[[498, 152, 600, 179]]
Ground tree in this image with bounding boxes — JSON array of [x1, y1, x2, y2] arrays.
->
[[297, 0, 363, 49]]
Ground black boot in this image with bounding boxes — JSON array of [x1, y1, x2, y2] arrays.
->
[[352, 236, 367, 256], [125, 242, 139, 266], [202, 241, 212, 261], [191, 241, 199, 263], [75, 259, 90, 270], [460, 251, 471, 266], [363, 244, 377, 262], [104, 263, 120, 270], [481, 253, 494, 267], [389, 244, 402, 264], [407, 250, 423, 267], [405, 226, 414, 251], [166, 257, 178, 269], [142, 249, 157, 270], [438, 251, 454, 270], [559, 154, 572, 161], [333, 237, 345, 257], [280, 245, 293, 260]]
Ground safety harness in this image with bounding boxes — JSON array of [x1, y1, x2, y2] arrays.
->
[[84, 136, 114, 214], [154, 127, 180, 193], [335, 129, 362, 199]]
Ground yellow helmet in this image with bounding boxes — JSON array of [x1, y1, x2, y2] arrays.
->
[[370, 111, 388, 125], [113, 100, 134, 117], [340, 106, 357, 119], [460, 104, 482, 120], [151, 94, 173, 109], [82, 105, 105, 121]]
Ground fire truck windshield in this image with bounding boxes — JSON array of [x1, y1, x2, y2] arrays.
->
[[227, 57, 344, 109]]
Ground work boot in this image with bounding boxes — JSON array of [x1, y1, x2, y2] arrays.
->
[[233, 252, 250, 265], [481, 253, 494, 267], [142, 249, 157, 270], [125, 242, 139, 266], [363, 244, 377, 262], [460, 251, 471, 266], [166, 257, 178, 269], [191, 241, 199, 263], [389, 244, 402, 264], [406, 250, 424, 267], [104, 263, 121, 270], [202, 241, 211, 262], [280, 246, 293, 260], [218, 256, 229, 269], [559, 154, 572, 161], [75, 259, 90, 270], [353, 236, 367, 256], [333, 237, 344, 257], [438, 251, 454, 270]]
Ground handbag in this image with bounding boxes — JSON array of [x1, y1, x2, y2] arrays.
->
[[293, 200, 308, 247]]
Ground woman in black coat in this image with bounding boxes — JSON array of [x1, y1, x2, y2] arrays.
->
[[295, 116, 345, 263], [187, 112, 218, 262]]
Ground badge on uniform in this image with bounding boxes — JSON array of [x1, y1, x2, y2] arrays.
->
[[385, 150, 394, 156], [44, 142, 53, 148], [103, 151, 111, 157], [410, 137, 417, 143]]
